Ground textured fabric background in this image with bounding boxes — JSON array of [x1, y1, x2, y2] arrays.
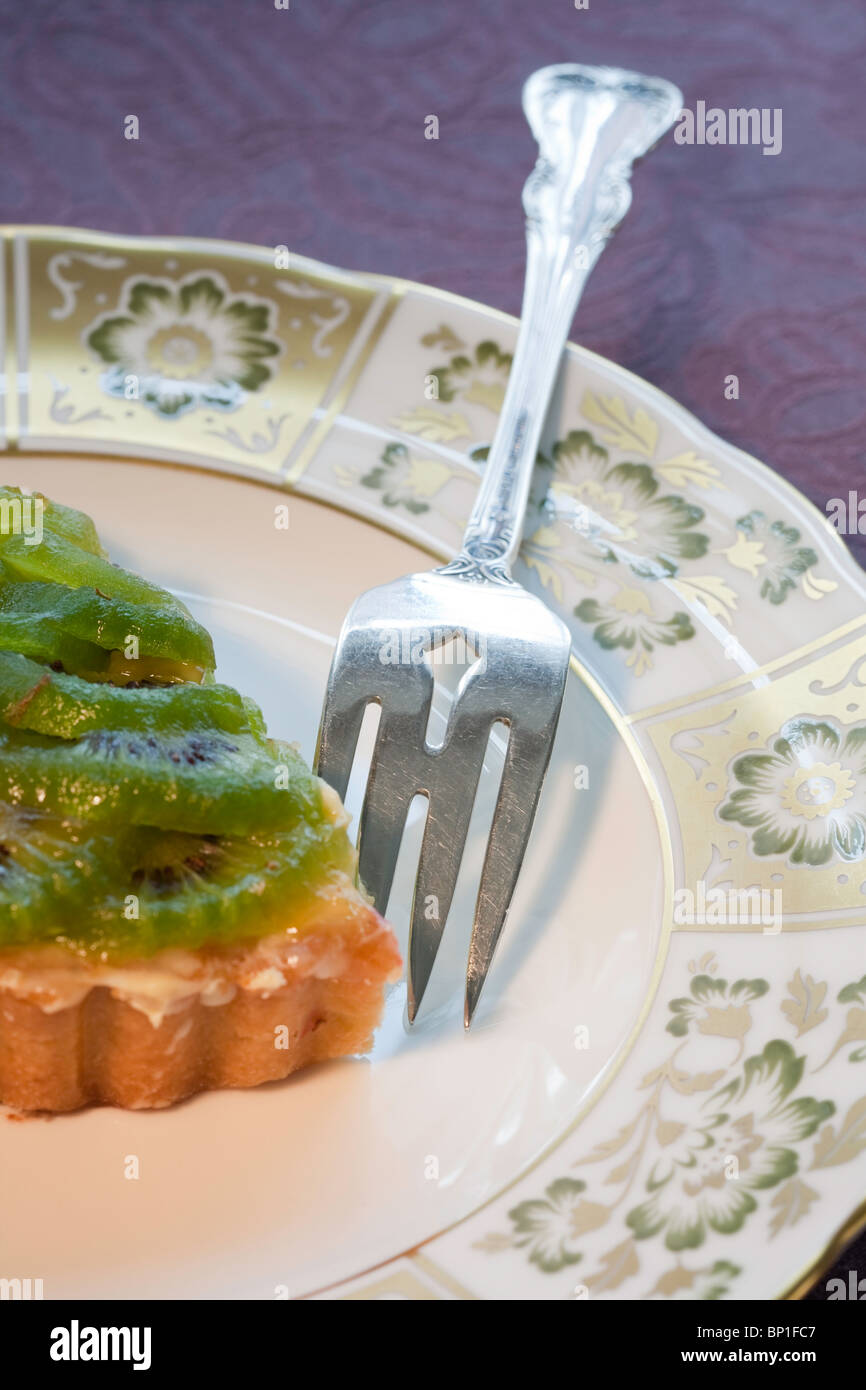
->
[[1, 0, 863, 1296]]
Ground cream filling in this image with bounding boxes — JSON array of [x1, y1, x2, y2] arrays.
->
[[0, 865, 379, 1027], [0, 932, 356, 1028], [0, 788, 377, 1028]]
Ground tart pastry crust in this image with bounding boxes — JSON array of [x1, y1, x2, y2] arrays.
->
[[0, 885, 400, 1112]]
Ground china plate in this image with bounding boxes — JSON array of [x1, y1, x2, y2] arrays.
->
[[0, 228, 864, 1302]]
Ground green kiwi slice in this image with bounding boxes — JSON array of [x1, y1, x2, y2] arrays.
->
[[0, 804, 114, 939], [0, 652, 265, 740], [0, 813, 355, 957], [0, 578, 214, 677], [79, 820, 356, 957], [0, 726, 324, 837], [0, 486, 106, 557], [0, 528, 185, 611], [0, 624, 110, 676]]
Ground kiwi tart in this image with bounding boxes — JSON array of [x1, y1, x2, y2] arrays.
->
[[0, 487, 400, 1111]]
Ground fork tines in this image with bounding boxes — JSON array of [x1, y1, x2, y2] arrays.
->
[[315, 568, 571, 1025]]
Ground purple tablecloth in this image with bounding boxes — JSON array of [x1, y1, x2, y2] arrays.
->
[[1, 0, 863, 1294]]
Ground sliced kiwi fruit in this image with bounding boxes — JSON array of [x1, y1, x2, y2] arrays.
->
[[0, 486, 106, 558], [0, 804, 115, 940], [0, 488, 345, 961], [0, 578, 214, 677], [0, 529, 186, 611], [0, 622, 110, 676], [0, 726, 324, 837], [0, 813, 354, 957], [80, 819, 356, 957], [0, 652, 266, 741]]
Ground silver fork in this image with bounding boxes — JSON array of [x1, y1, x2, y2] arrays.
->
[[316, 63, 682, 1026]]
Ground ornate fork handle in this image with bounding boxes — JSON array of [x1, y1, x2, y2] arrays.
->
[[442, 64, 682, 586]]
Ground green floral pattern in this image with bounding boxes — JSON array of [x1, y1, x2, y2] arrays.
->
[[507, 1178, 589, 1272], [430, 340, 512, 411], [358, 441, 454, 514], [719, 717, 866, 866], [475, 952, 865, 1297], [649, 1259, 743, 1301], [540, 430, 710, 578], [574, 592, 695, 676], [734, 511, 818, 605], [667, 975, 770, 1044], [626, 1040, 833, 1252], [86, 273, 283, 417], [833, 976, 866, 1063]]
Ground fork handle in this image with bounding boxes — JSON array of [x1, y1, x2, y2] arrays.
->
[[447, 64, 682, 582]]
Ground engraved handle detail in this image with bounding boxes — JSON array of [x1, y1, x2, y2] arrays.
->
[[443, 64, 682, 585]]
